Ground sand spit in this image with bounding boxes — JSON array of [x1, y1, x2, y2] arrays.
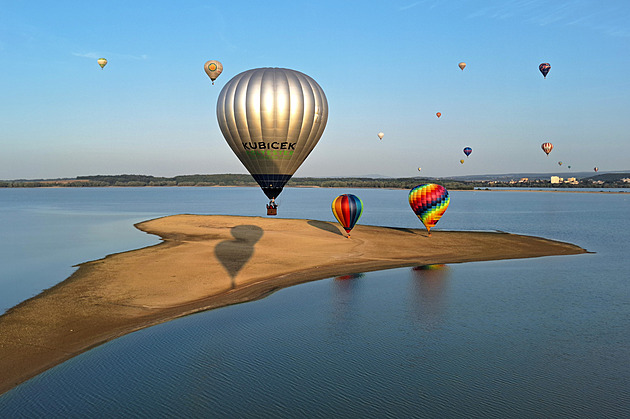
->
[[0, 214, 588, 395]]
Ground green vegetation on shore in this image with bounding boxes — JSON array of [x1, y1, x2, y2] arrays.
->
[[1, 173, 629, 189]]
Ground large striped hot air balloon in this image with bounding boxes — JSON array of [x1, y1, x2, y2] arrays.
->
[[216, 67, 328, 213], [332, 194, 363, 238], [409, 184, 450, 236], [541, 142, 553, 156]]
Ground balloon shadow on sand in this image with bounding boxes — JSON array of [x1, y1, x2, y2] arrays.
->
[[308, 220, 344, 236], [215, 225, 264, 288]]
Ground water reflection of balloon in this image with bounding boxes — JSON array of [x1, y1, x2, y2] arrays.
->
[[463, 147, 472, 157], [216, 67, 328, 213], [332, 194, 363, 238], [378, 132, 384, 140], [204, 60, 223, 84], [458, 62, 466, 71], [335, 273, 364, 281], [409, 184, 450, 236], [409, 265, 450, 329], [541, 142, 553, 156], [97, 58, 107, 69], [539, 62, 551, 78]]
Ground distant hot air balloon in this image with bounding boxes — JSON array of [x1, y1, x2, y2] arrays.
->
[[216, 67, 328, 213], [332, 194, 363, 238], [568, 165, 571, 169], [541, 142, 553, 156], [558, 161, 563, 166], [409, 184, 450, 236], [378, 132, 384, 140], [463, 147, 472, 157], [204, 60, 223, 84], [594, 167, 599, 172], [418, 167, 422, 172], [97, 58, 107, 69], [460, 159, 465, 164], [436, 112, 441, 118], [539, 63, 551, 78], [458, 62, 466, 71]]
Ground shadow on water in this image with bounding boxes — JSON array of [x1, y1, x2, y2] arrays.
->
[[215, 225, 264, 288], [308, 220, 343, 236]]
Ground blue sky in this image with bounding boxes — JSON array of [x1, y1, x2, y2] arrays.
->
[[1, 0, 629, 179]]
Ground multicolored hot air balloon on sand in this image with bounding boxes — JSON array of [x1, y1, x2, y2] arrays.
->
[[409, 184, 450, 236], [463, 147, 472, 157], [216, 67, 328, 214], [204, 60, 223, 84], [97, 58, 107, 69], [332, 194, 363, 238], [378, 132, 384, 140], [541, 142, 553, 156], [539, 63, 551, 78], [458, 62, 466, 71]]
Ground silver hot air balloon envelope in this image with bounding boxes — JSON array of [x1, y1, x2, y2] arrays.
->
[[216, 67, 328, 206]]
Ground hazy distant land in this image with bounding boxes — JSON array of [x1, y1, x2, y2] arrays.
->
[[2, 172, 630, 189]]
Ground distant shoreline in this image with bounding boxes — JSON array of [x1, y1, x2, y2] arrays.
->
[[1, 184, 629, 193], [0, 215, 588, 395], [2, 172, 629, 190]]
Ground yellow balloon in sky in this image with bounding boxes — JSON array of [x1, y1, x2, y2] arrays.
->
[[460, 159, 465, 164], [204, 60, 223, 85], [97, 58, 107, 69]]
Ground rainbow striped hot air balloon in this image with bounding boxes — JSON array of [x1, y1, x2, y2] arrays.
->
[[332, 194, 363, 238], [409, 184, 450, 236]]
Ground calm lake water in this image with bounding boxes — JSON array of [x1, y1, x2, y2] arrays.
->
[[0, 187, 628, 418]]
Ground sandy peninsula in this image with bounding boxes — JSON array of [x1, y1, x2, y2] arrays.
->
[[0, 214, 588, 395]]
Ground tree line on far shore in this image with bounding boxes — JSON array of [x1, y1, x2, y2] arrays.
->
[[1, 173, 629, 189]]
